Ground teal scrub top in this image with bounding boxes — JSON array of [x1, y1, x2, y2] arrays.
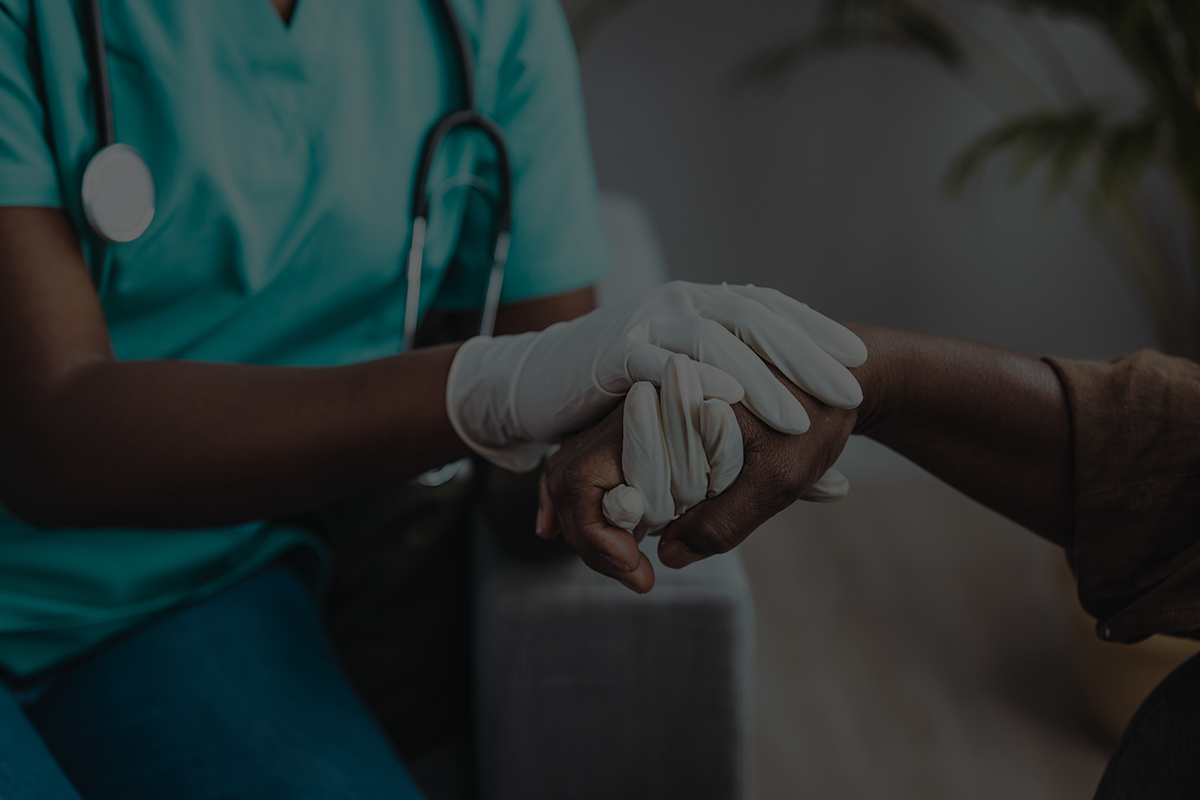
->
[[0, 0, 610, 676]]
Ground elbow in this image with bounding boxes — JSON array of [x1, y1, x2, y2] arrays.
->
[[1, 493, 67, 529], [0, 441, 104, 530], [0, 469, 81, 530], [0, 361, 122, 529], [0, 479, 104, 530]]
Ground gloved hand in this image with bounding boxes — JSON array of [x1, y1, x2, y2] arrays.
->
[[446, 282, 867, 472], [602, 355, 848, 538], [601, 354, 743, 536]]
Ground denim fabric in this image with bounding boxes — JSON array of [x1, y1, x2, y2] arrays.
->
[[0, 562, 425, 799]]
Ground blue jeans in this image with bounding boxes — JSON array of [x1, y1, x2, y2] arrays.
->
[[0, 561, 425, 799]]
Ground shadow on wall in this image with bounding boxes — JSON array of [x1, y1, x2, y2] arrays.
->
[[569, 0, 1161, 360]]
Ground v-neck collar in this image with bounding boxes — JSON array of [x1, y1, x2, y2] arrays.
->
[[218, 0, 340, 129], [271, 0, 300, 28]]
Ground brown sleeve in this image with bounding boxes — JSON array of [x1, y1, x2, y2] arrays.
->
[[1045, 350, 1200, 643]]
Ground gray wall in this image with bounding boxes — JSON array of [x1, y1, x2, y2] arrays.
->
[[573, 0, 1161, 360]]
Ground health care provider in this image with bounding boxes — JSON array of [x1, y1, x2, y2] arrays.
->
[[0, 0, 865, 796]]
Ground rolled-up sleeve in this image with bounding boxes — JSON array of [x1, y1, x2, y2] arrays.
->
[[1045, 350, 1200, 643]]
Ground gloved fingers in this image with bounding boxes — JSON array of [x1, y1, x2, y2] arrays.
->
[[661, 354, 709, 516], [624, 343, 744, 404], [723, 284, 868, 367], [653, 318, 812, 434], [622, 381, 676, 534], [699, 398, 743, 497], [800, 467, 850, 502], [700, 294, 864, 410], [602, 484, 644, 533]]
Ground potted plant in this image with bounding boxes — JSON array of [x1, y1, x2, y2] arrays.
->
[[734, 0, 1200, 359]]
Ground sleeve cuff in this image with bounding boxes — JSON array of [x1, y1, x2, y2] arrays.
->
[[1045, 351, 1200, 642]]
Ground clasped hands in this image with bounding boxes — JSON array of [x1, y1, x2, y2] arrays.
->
[[536, 355, 860, 593], [445, 280, 866, 592]]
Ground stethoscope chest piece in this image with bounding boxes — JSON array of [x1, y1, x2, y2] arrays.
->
[[81, 143, 156, 243]]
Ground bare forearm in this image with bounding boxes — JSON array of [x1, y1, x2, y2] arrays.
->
[[849, 324, 1074, 546], [0, 345, 469, 529]]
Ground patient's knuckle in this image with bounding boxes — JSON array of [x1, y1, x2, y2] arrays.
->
[[546, 464, 570, 507], [709, 525, 741, 554], [688, 513, 739, 557], [559, 460, 594, 503]]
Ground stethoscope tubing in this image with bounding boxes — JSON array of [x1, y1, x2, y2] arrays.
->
[[402, 0, 513, 349], [404, 105, 513, 349], [81, 0, 512, 348], [82, 0, 115, 149]]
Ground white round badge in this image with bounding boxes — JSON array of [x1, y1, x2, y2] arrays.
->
[[81, 143, 156, 243]]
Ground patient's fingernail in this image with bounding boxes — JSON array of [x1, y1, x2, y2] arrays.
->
[[659, 540, 701, 568], [535, 503, 547, 538], [617, 578, 644, 594], [602, 552, 635, 573]]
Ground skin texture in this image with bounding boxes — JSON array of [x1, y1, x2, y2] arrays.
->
[[0, 206, 593, 529], [540, 323, 1074, 593]]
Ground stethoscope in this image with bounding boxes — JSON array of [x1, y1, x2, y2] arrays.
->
[[79, 0, 512, 350]]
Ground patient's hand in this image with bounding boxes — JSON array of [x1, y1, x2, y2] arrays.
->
[[538, 369, 857, 592]]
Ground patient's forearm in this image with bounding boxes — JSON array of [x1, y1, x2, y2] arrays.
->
[[848, 324, 1074, 546], [542, 321, 1077, 581]]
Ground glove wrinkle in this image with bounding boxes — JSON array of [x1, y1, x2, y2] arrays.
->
[[663, 354, 709, 515], [623, 381, 674, 533], [445, 281, 864, 474], [700, 399, 742, 498], [604, 357, 746, 537]]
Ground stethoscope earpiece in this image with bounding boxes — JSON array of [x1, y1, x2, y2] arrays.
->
[[81, 143, 156, 244]]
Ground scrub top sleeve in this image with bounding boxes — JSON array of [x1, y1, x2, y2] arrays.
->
[[0, 4, 64, 207], [434, 0, 610, 310]]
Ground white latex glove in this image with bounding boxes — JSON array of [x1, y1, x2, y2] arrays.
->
[[446, 282, 867, 472], [602, 355, 849, 538], [602, 354, 744, 537]]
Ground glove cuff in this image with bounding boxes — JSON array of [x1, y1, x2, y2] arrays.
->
[[446, 334, 550, 472]]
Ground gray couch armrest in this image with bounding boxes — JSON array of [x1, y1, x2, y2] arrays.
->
[[473, 519, 754, 800]]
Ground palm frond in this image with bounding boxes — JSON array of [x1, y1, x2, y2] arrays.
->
[[943, 106, 1107, 202], [885, 1, 965, 67], [733, 0, 964, 88], [1093, 114, 1162, 204], [799, 0, 1199, 355]]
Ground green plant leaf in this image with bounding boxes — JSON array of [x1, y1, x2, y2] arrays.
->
[[733, 0, 964, 88], [943, 106, 1107, 202], [1093, 114, 1161, 205], [885, 1, 965, 67]]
